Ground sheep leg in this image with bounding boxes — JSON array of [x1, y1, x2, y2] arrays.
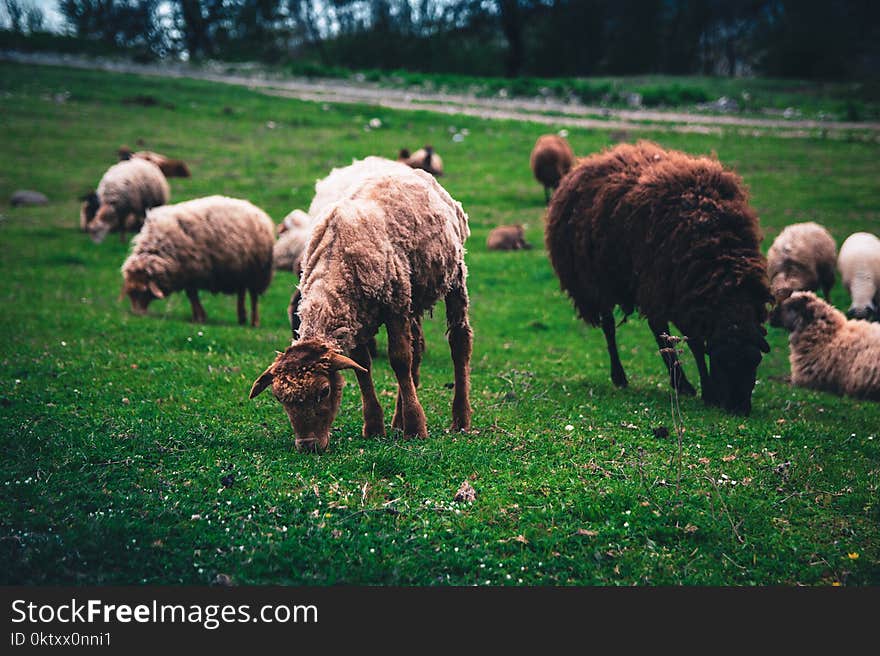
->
[[411, 315, 425, 388], [600, 312, 628, 388], [288, 289, 302, 338], [237, 289, 247, 325], [446, 287, 473, 432], [387, 317, 428, 438], [249, 288, 259, 328], [351, 342, 385, 438], [648, 318, 697, 396], [186, 288, 206, 323], [687, 339, 715, 405]]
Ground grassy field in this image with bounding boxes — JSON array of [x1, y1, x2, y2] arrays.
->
[[1, 62, 878, 585]]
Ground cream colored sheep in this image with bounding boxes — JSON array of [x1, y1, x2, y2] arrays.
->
[[274, 210, 312, 273], [249, 163, 472, 453], [82, 158, 170, 243], [767, 222, 837, 302], [121, 195, 274, 326], [778, 291, 880, 400], [838, 232, 880, 321]]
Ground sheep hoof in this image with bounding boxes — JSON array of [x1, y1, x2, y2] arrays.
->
[[362, 422, 385, 438], [611, 373, 628, 388]]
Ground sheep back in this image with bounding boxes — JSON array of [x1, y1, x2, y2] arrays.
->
[[122, 195, 274, 296]]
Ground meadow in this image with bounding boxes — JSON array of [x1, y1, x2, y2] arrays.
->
[[0, 62, 878, 585]]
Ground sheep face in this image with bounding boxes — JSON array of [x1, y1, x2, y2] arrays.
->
[[249, 340, 366, 453], [79, 192, 100, 232], [86, 205, 119, 244], [706, 326, 769, 416], [777, 292, 817, 333], [121, 271, 164, 315]]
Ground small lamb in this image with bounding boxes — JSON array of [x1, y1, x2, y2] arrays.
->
[[778, 291, 880, 400], [837, 232, 880, 321], [121, 195, 274, 325]]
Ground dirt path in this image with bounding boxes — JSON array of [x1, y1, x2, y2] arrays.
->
[[4, 51, 880, 139]]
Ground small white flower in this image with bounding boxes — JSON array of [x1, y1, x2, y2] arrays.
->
[[61, 341, 67, 346], [369, 118, 382, 128], [565, 424, 574, 431], [558, 129, 569, 138], [452, 133, 464, 143], [266, 121, 277, 129]]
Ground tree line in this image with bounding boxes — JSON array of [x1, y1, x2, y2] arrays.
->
[[4, 1, 878, 79]]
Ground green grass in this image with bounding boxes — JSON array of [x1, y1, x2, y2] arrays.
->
[[1, 62, 878, 585], [287, 63, 880, 121]]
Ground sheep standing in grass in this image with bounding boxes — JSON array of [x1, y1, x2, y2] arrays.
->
[[249, 163, 473, 453], [767, 222, 837, 302], [837, 232, 880, 321], [121, 195, 274, 326], [545, 140, 771, 416], [118, 146, 191, 178], [530, 134, 574, 204], [778, 291, 880, 400], [81, 158, 170, 243]]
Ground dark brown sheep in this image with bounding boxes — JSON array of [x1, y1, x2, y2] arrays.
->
[[530, 134, 574, 204], [545, 141, 771, 415]]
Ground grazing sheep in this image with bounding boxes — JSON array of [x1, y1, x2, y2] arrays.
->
[[545, 140, 771, 415], [118, 145, 191, 178], [778, 291, 880, 400], [82, 158, 170, 243], [487, 224, 532, 251], [249, 163, 472, 453], [121, 195, 274, 326], [837, 232, 880, 321], [767, 222, 837, 302], [274, 210, 312, 274], [397, 146, 444, 177], [530, 134, 574, 204]]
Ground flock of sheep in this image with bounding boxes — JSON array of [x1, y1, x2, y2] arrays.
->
[[77, 133, 880, 452]]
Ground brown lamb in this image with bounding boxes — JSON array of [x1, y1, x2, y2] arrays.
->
[[249, 162, 472, 453], [778, 292, 880, 400], [530, 134, 574, 204], [545, 140, 772, 416]]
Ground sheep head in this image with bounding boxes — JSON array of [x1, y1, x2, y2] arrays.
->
[[120, 265, 164, 315], [705, 312, 770, 416], [86, 205, 118, 244], [249, 339, 366, 453], [79, 192, 100, 232]]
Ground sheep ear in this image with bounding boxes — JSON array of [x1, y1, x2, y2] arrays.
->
[[249, 366, 275, 399], [329, 352, 367, 374], [148, 281, 165, 299]]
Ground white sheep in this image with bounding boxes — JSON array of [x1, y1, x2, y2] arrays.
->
[[837, 232, 880, 321], [767, 222, 837, 301], [249, 162, 472, 453], [778, 291, 880, 400], [82, 158, 170, 243], [274, 209, 312, 273], [121, 195, 274, 326]]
